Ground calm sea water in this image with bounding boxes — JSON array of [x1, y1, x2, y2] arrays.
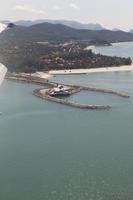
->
[[0, 43, 133, 200], [92, 41, 133, 59]]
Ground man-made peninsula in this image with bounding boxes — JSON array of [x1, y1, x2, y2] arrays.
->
[[6, 73, 130, 110]]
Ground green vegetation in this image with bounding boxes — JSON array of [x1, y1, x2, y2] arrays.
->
[[0, 23, 132, 72], [1, 23, 133, 43], [0, 42, 132, 73]]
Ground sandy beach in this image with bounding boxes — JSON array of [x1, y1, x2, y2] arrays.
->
[[48, 65, 133, 75], [33, 65, 133, 79], [31, 71, 51, 79]]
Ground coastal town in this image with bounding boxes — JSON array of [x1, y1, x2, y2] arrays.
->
[[1, 1, 133, 199], [0, 41, 132, 73]]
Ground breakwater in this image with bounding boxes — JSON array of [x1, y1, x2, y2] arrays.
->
[[80, 86, 130, 98], [6, 73, 130, 110], [33, 89, 111, 110], [6, 74, 130, 98], [5, 74, 54, 87]]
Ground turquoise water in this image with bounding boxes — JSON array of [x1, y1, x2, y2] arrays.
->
[[1, 42, 133, 200]]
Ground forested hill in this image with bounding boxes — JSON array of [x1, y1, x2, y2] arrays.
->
[[0, 23, 132, 73], [1, 23, 133, 44], [0, 42, 131, 73]]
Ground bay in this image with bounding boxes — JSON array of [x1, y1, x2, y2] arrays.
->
[[92, 41, 133, 59], [0, 42, 133, 199]]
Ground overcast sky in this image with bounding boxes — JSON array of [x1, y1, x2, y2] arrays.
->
[[0, 0, 133, 30]]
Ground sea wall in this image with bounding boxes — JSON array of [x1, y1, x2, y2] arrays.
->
[[6, 73, 130, 110], [80, 86, 130, 98], [33, 89, 111, 110]]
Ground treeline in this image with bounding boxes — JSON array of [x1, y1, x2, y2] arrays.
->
[[0, 42, 132, 73]]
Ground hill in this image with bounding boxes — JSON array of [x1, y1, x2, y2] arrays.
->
[[0, 42, 131, 73], [14, 19, 104, 30], [1, 23, 133, 44]]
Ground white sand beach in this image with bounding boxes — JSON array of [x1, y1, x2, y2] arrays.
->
[[34, 65, 133, 79], [48, 65, 133, 75]]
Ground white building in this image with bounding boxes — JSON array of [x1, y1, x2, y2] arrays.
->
[[49, 85, 69, 96]]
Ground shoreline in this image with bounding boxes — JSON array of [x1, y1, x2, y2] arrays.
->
[[111, 41, 133, 45], [35, 65, 133, 78]]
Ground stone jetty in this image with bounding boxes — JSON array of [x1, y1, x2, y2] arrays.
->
[[33, 88, 111, 110], [80, 86, 130, 98], [6, 73, 130, 110]]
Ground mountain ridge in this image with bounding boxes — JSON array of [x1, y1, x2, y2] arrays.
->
[[13, 19, 104, 30], [1, 23, 133, 44]]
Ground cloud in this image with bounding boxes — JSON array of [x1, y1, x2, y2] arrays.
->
[[53, 5, 62, 10], [69, 3, 79, 10], [14, 4, 46, 14]]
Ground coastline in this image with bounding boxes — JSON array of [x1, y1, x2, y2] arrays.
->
[[34, 65, 133, 78], [6, 70, 130, 110], [111, 41, 133, 45]]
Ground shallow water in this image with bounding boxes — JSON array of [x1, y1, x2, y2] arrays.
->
[[0, 69, 133, 200]]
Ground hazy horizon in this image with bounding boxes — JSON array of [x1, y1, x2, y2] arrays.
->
[[0, 0, 133, 31]]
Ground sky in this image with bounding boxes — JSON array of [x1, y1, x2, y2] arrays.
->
[[0, 0, 133, 30]]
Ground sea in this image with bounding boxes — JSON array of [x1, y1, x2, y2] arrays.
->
[[0, 42, 133, 200]]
